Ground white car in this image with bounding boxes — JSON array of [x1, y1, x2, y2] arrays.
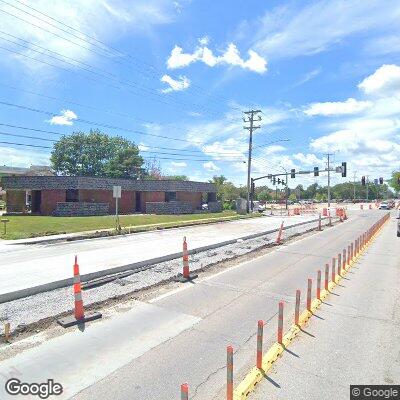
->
[[379, 202, 389, 210]]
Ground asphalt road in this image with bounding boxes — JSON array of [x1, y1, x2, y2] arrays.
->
[[251, 212, 400, 400], [0, 214, 314, 299], [0, 210, 387, 399]]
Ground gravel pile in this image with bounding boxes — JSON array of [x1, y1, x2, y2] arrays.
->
[[0, 217, 336, 334]]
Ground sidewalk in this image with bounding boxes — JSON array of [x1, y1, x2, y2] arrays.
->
[[0, 214, 316, 301], [251, 215, 400, 399]]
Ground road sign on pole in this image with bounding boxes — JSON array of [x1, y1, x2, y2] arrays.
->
[[113, 186, 121, 231]]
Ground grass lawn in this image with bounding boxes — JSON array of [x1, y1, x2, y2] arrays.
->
[[0, 211, 256, 240]]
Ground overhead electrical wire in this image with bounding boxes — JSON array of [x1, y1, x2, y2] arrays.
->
[[0, 82, 240, 143], [0, 4, 245, 120], [0, 140, 243, 163], [6, 0, 257, 111], [0, 131, 245, 161]]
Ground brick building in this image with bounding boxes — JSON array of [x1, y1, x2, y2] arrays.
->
[[2, 176, 219, 216]]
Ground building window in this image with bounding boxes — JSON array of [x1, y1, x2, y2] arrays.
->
[[66, 189, 79, 202], [165, 191, 177, 202]]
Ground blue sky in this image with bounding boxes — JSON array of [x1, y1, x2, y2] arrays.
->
[[1, 0, 400, 188]]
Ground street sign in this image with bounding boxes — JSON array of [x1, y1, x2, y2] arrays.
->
[[113, 185, 121, 198]]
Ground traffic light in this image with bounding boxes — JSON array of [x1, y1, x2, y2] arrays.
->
[[361, 176, 366, 186], [267, 174, 272, 179], [277, 178, 281, 185], [272, 177, 276, 185], [314, 167, 319, 176], [251, 179, 255, 194], [379, 177, 384, 185], [341, 162, 347, 177], [291, 169, 295, 178]]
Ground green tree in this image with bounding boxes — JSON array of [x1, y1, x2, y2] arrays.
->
[[164, 175, 189, 181], [51, 130, 143, 178], [209, 175, 228, 201], [389, 171, 400, 193]]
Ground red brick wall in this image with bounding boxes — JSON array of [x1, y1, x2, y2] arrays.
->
[[176, 192, 202, 209], [79, 189, 135, 214], [5, 190, 26, 212], [141, 191, 165, 213], [40, 190, 66, 215]]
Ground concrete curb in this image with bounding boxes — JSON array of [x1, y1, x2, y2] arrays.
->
[[232, 213, 389, 400], [0, 216, 334, 304]]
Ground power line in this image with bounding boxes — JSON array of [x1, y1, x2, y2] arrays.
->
[[0, 3, 245, 117], [0, 40, 223, 119], [0, 122, 247, 157], [0, 140, 242, 163], [0, 82, 241, 143], [7, 0, 253, 111], [0, 100, 193, 143], [0, 131, 245, 161]]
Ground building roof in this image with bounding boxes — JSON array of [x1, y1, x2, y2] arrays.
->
[[2, 175, 216, 193]]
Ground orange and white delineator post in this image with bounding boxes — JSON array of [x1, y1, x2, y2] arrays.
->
[[276, 221, 284, 244], [324, 264, 329, 290], [183, 236, 190, 279], [57, 256, 102, 328], [174, 237, 198, 283], [227, 345, 234, 400], [256, 320, 264, 369], [307, 279, 312, 310], [295, 289, 301, 325], [278, 301, 284, 344], [73, 256, 84, 320], [317, 271, 321, 300], [181, 383, 189, 400], [331, 258, 336, 283]]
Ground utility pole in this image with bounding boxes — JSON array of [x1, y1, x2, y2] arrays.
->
[[325, 153, 333, 208], [366, 175, 370, 202], [243, 110, 262, 213], [353, 171, 357, 203]]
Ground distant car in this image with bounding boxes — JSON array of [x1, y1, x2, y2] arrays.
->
[[379, 202, 389, 210], [397, 214, 400, 237], [252, 201, 265, 212]]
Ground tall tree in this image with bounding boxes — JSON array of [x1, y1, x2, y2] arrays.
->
[[51, 130, 143, 178], [389, 171, 400, 193]]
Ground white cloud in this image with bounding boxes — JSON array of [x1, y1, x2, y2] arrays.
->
[[304, 98, 373, 116], [138, 143, 150, 151], [293, 68, 321, 87], [161, 74, 190, 93], [293, 153, 325, 166], [167, 42, 267, 74], [358, 64, 400, 97], [171, 161, 187, 167], [203, 161, 220, 171], [47, 109, 77, 125], [0, 0, 176, 70], [199, 36, 209, 46], [0, 146, 50, 167], [364, 35, 400, 56], [251, 1, 400, 60], [262, 145, 286, 155]]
